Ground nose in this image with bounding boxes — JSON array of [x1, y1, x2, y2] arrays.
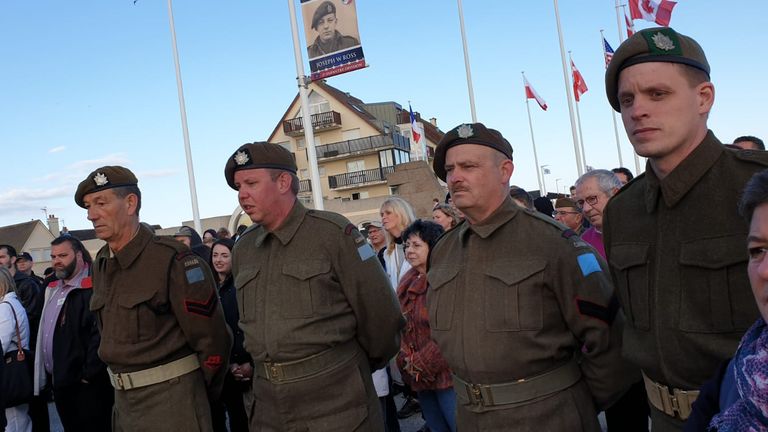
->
[[87, 208, 98, 222], [757, 255, 768, 279], [237, 187, 249, 202]]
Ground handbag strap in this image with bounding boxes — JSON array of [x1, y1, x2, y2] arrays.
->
[[1, 301, 23, 355]]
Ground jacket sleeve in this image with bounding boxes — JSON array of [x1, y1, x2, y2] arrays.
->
[[79, 291, 107, 382], [168, 252, 233, 399], [335, 225, 405, 369]]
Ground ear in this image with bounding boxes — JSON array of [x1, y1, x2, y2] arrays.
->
[[277, 172, 292, 194], [500, 160, 514, 183], [125, 193, 139, 216], [697, 81, 715, 115]]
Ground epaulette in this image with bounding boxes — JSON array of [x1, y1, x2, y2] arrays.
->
[[306, 209, 354, 231], [153, 235, 188, 254], [524, 209, 591, 249], [733, 149, 768, 166]]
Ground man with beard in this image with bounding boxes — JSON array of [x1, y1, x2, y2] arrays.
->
[[34, 236, 113, 431], [306, 1, 359, 58]]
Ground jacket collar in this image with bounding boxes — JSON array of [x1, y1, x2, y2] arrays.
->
[[459, 196, 519, 243], [261, 200, 306, 247], [112, 224, 152, 269]]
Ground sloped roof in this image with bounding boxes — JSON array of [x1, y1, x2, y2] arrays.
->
[[0, 220, 41, 251]]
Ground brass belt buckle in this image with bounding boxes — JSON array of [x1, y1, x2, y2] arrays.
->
[[673, 389, 691, 420], [470, 384, 484, 406], [115, 374, 125, 390], [264, 362, 283, 382]]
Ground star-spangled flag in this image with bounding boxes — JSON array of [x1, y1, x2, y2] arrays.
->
[[409, 103, 423, 144], [571, 60, 588, 102], [523, 76, 548, 111], [629, 0, 676, 27], [625, 12, 635, 37], [603, 37, 615, 68]]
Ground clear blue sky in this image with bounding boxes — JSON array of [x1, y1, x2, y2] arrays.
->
[[1, 1, 765, 230]]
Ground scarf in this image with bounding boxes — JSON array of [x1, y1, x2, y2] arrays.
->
[[710, 318, 768, 431]]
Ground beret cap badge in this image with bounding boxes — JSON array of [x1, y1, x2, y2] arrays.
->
[[457, 124, 474, 139], [234, 150, 250, 166], [651, 32, 675, 51], [93, 172, 109, 186]]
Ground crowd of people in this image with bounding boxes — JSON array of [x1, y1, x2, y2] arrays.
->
[[1, 26, 768, 432]]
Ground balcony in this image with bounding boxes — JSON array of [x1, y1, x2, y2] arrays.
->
[[314, 133, 411, 160], [299, 179, 312, 194], [283, 111, 342, 137], [328, 166, 395, 190]]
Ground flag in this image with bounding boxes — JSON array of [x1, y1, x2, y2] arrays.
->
[[571, 60, 588, 102], [625, 12, 635, 38], [523, 76, 548, 111], [602, 37, 614, 68], [629, 0, 677, 26], [409, 103, 424, 145]]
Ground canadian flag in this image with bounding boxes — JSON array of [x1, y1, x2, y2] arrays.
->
[[629, 0, 676, 26], [523, 76, 548, 111], [625, 12, 635, 38], [409, 103, 424, 145], [571, 60, 588, 102]]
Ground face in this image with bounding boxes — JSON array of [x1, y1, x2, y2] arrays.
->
[[618, 62, 713, 168], [432, 209, 453, 231], [317, 13, 337, 42], [235, 169, 283, 228], [0, 248, 14, 270], [736, 141, 760, 151], [380, 206, 402, 236], [445, 144, 513, 223], [15, 259, 32, 273], [614, 172, 629, 185], [747, 203, 768, 323], [553, 207, 582, 231], [211, 244, 232, 277], [367, 226, 384, 246], [175, 236, 191, 247], [51, 242, 81, 281], [83, 189, 137, 243], [574, 177, 613, 230], [404, 234, 429, 272], [203, 232, 215, 245]]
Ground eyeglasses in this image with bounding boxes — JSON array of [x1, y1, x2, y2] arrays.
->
[[575, 195, 599, 209], [552, 210, 580, 217]]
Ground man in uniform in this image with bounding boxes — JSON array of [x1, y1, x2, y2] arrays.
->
[[552, 197, 584, 234], [428, 123, 630, 431], [75, 166, 232, 432], [306, 0, 360, 58], [603, 28, 768, 431], [225, 142, 404, 431]]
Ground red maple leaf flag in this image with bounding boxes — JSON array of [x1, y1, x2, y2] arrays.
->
[[571, 60, 588, 102], [625, 12, 635, 38], [629, 0, 677, 26], [524, 76, 548, 111]]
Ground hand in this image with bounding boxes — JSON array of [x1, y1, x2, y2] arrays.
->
[[231, 363, 253, 381]]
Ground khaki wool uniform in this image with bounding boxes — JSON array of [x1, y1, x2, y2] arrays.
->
[[427, 196, 629, 432], [232, 201, 404, 431], [91, 224, 232, 432], [603, 133, 768, 431]]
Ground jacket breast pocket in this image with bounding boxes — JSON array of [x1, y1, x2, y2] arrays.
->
[[678, 235, 755, 333], [116, 288, 161, 343], [610, 243, 651, 330], [427, 266, 460, 331], [483, 260, 546, 332], [234, 266, 260, 322], [281, 260, 331, 319]]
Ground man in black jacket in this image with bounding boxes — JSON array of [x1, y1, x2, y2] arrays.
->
[[34, 236, 113, 431]]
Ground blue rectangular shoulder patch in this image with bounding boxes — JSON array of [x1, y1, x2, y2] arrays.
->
[[358, 244, 375, 261], [577, 253, 601, 277], [185, 266, 205, 284]]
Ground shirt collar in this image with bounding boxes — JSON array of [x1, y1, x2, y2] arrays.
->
[[460, 196, 519, 242]]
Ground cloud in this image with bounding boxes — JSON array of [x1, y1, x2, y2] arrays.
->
[[68, 153, 131, 171], [48, 146, 66, 153], [0, 186, 72, 217], [137, 169, 179, 179]]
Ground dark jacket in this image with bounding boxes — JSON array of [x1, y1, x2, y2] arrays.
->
[[13, 271, 43, 347], [683, 360, 731, 432], [218, 275, 251, 366]]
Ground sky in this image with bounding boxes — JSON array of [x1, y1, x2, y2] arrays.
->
[[1, 1, 766, 231]]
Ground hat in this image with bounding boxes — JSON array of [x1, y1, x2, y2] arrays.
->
[[606, 27, 710, 111], [433, 123, 513, 181], [312, 1, 336, 29], [16, 252, 33, 262], [174, 226, 194, 238], [363, 221, 383, 229], [224, 142, 298, 190], [75, 166, 139, 208], [555, 197, 578, 209]]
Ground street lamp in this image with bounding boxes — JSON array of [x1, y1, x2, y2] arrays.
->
[[540, 165, 550, 196], [555, 178, 562, 196]]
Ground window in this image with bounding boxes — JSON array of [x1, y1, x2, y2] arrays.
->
[[299, 169, 309, 179], [351, 192, 369, 200], [342, 128, 361, 141], [297, 139, 305, 149], [347, 160, 365, 173], [379, 150, 394, 167], [319, 166, 326, 177]]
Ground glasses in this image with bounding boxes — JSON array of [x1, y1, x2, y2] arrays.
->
[[575, 195, 599, 209], [552, 210, 580, 217]]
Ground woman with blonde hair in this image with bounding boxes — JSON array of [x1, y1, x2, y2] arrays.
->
[[0, 266, 32, 432], [380, 196, 416, 288], [432, 204, 461, 232]]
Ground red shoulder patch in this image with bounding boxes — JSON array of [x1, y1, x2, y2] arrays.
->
[[344, 223, 355, 235], [80, 276, 93, 289], [204, 355, 223, 370]]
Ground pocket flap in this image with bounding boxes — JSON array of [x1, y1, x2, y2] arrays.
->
[[234, 267, 260, 289], [117, 286, 158, 308], [680, 235, 748, 269], [610, 243, 649, 270], [485, 260, 547, 285], [428, 266, 460, 291], [282, 260, 330, 281]]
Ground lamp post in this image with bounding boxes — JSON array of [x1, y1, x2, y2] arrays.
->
[[540, 165, 550, 196], [555, 178, 562, 197]]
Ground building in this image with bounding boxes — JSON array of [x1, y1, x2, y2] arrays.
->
[[0, 219, 56, 275]]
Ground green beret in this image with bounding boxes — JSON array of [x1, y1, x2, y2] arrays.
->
[[606, 27, 710, 112], [433, 123, 513, 182], [74, 166, 138, 208], [555, 197, 578, 209], [312, 1, 336, 30], [224, 142, 297, 190]]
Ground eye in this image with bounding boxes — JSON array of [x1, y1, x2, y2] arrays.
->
[[749, 247, 767, 261]]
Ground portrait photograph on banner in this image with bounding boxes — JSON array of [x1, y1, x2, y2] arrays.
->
[[301, 0, 366, 80]]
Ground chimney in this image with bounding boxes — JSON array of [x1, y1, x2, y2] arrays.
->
[[47, 215, 60, 236], [430, 117, 438, 127]]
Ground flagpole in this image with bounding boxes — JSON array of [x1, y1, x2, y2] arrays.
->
[[616, 0, 625, 43], [553, 0, 584, 176], [569, 51, 588, 170], [457, 0, 477, 122], [601, 29, 624, 167], [617, 2, 644, 174], [287, 0, 324, 210], [166, 0, 202, 234], [522, 72, 544, 195]]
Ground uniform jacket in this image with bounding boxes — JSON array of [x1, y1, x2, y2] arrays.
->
[[603, 132, 768, 394], [90, 224, 232, 397], [33, 273, 108, 394], [307, 31, 359, 57]]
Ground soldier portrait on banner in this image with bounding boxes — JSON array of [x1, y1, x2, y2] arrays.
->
[[301, 0, 366, 79]]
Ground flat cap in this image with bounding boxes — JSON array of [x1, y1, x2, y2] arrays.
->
[[174, 226, 193, 237], [312, 1, 336, 29], [75, 166, 138, 208], [606, 27, 709, 111], [225, 142, 297, 190], [555, 197, 578, 209], [433, 123, 513, 182]]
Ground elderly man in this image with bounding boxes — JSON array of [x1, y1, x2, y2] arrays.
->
[[306, 0, 360, 58], [573, 170, 622, 260], [75, 166, 232, 432], [428, 122, 629, 431], [552, 197, 584, 234], [603, 28, 768, 431], [225, 142, 404, 431]]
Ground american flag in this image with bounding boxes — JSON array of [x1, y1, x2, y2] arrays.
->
[[602, 37, 614, 68]]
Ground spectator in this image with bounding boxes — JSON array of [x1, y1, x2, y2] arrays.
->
[[552, 197, 584, 234], [202, 229, 218, 248], [509, 185, 534, 210], [611, 167, 634, 186], [734, 135, 765, 151], [14, 253, 43, 286], [173, 226, 210, 260], [217, 227, 231, 239], [574, 170, 622, 260], [533, 196, 555, 217], [0, 266, 32, 432], [432, 204, 460, 231]]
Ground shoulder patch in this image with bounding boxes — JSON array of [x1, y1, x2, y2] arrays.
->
[[577, 252, 602, 277], [344, 223, 355, 236], [185, 266, 206, 284]]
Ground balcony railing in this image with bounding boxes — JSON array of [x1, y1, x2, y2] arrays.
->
[[299, 179, 312, 193], [283, 111, 342, 136], [314, 133, 410, 159], [328, 166, 395, 189]]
